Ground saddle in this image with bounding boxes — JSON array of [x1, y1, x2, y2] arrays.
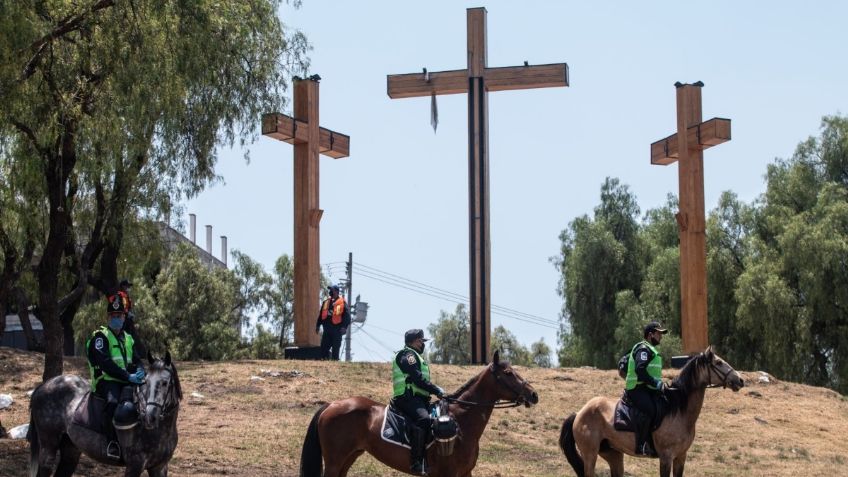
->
[[381, 402, 459, 452], [72, 392, 108, 434], [380, 405, 419, 449], [612, 396, 666, 433]]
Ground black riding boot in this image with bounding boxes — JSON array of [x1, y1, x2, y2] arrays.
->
[[635, 412, 656, 456], [409, 425, 427, 475]]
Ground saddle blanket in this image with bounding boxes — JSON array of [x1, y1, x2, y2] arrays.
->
[[72, 392, 107, 433], [380, 406, 412, 448]]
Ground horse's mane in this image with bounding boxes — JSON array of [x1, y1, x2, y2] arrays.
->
[[151, 358, 183, 401], [664, 352, 709, 416], [446, 360, 510, 400]]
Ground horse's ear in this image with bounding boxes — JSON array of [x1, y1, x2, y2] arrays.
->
[[493, 349, 500, 365], [705, 345, 714, 359], [165, 351, 172, 366], [147, 350, 155, 365]]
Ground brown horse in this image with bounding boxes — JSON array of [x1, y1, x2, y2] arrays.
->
[[559, 347, 744, 477], [299, 351, 539, 477]]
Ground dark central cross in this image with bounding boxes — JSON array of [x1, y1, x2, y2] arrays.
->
[[387, 7, 568, 363]]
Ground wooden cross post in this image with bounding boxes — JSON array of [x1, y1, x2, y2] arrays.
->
[[650, 82, 731, 354], [387, 7, 568, 363], [262, 76, 350, 348]]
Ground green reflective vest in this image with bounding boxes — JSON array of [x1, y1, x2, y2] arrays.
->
[[625, 340, 662, 391], [392, 346, 431, 398], [86, 326, 135, 392]]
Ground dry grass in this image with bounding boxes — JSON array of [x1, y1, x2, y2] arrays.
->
[[1, 346, 847, 476]]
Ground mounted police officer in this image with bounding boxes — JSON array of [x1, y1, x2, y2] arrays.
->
[[623, 321, 668, 456], [391, 329, 446, 475], [86, 291, 145, 459], [315, 284, 350, 360]]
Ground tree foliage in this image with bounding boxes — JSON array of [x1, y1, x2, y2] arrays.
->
[[428, 304, 470, 364], [0, 0, 309, 378], [554, 116, 848, 393]]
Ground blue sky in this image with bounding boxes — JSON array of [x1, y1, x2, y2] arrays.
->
[[185, 1, 848, 362]]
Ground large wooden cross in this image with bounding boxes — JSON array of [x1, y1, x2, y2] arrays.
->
[[387, 7, 568, 363], [650, 82, 731, 354], [262, 76, 350, 348]]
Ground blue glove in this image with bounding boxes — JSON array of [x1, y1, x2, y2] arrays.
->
[[136, 368, 146, 380], [128, 370, 145, 384], [434, 386, 446, 398], [654, 378, 664, 391]]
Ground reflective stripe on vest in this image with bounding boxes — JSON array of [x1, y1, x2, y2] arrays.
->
[[86, 326, 135, 392], [392, 347, 431, 398], [320, 297, 345, 325], [625, 341, 662, 391]]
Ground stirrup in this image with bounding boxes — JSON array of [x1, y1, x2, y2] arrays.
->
[[106, 440, 121, 459], [410, 460, 427, 476]]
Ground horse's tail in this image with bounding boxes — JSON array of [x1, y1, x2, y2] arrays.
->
[[559, 412, 584, 477], [299, 402, 330, 477], [27, 412, 38, 477]]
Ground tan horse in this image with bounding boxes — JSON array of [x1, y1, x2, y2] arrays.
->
[[559, 347, 744, 477], [299, 351, 539, 477]]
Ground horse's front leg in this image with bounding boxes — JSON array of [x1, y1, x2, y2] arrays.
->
[[147, 462, 168, 477], [672, 451, 687, 477], [659, 456, 673, 477], [122, 461, 147, 477]]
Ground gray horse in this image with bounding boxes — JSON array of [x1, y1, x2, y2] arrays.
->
[[28, 352, 182, 477]]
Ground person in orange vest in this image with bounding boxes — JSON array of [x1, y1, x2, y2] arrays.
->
[[315, 284, 350, 360]]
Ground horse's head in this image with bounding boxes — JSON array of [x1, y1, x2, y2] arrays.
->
[[488, 350, 539, 408], [702, 346, 744, 391], [139, 351, 182, 430]]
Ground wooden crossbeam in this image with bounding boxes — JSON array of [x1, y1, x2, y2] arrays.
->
[[651, 117, 731, 165], [262, 113, 350, 159], [387, 64, 568, 99]]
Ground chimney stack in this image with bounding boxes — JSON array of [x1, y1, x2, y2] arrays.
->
[[189, 214, 196, 243], [221, 236, 228, 267], [205, 225, 212, 254]]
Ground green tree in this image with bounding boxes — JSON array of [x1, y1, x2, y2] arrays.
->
[[151, 244, 240, 360], [530, 338, 552, 368], [428, 304, 470, 364], [554, 178, 641, 367], [491, 325, 531, 366], [270, 254, 296, 347], [0, 1, 308, 379]]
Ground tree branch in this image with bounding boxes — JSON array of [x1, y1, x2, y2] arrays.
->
[[20, 0, 116, 81]]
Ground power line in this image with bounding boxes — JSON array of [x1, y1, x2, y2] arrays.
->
[[353, 265, 558, 330], [354, 261, 559, 327]]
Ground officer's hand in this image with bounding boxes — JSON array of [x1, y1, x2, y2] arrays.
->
[[434, 386, 446, 398], [654, 378, 665, 391], [136, 368, 146, 381], [128, 372, 144, 385]]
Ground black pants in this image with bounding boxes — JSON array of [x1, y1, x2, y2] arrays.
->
[[95, 381, 127, 437], [624, 386, 660, 454], [392, 395, 431, 467], [319, 329, 344, 360]]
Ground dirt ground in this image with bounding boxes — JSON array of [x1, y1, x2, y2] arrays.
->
[[1, 346, 847, 476]]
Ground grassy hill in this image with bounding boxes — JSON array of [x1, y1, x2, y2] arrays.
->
[[1, 346, 846, 476]]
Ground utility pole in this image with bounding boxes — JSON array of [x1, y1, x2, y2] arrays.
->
[[345, 252, 353, 362]]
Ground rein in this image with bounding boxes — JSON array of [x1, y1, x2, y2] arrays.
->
[[445, 364, 528, 408]]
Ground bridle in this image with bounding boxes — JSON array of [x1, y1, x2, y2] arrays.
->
[[445, 363, 531, 408], [135, 368, 179, 420], [705, 359, 733, 389]]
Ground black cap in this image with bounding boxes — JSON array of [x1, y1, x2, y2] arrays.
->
[[328, 284, 340, 292], [119, 279, 132, 288], [404, 329, 428, 344], [644, 321, 669, 335]]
